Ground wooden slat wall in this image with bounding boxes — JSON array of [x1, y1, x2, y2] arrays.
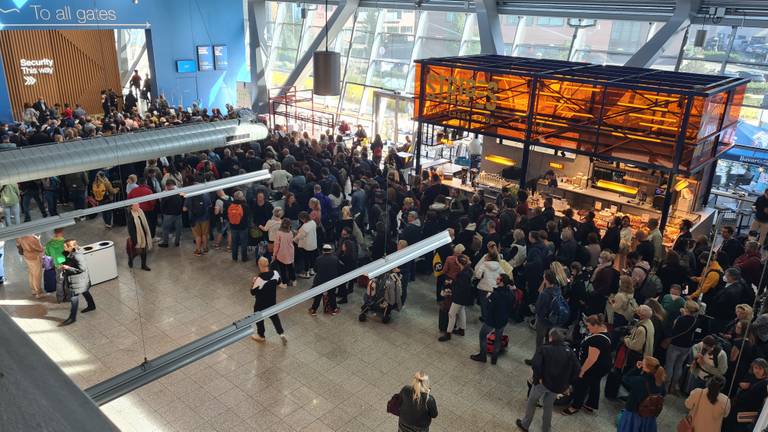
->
[[0, 30, 121, 121]]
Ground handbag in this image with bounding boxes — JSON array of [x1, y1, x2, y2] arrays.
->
[[126, 238, 137, 259], [736, 411, 759, 424], [386, 393, 401, 416], [676, 390, 702, 432]]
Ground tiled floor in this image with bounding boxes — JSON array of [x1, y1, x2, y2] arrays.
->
[[0, 217, 687, 431]]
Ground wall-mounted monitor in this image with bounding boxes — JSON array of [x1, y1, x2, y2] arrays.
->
[[213, 45, 228, 70], [176, 60, 197, 73], [196, 46, 214, 71]]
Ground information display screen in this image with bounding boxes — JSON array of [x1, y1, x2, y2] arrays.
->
[[197, 46, 214, 71], [213, 45, 228, 70], [176, 60, 197, 73]]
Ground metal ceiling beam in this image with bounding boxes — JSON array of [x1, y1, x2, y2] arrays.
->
[[248, 0, 271, 114], [624, 0, 700, 68], [278, 0, 360, 97], [0, 119, 268, 186], [475, 0, 505, 55], [85, 231, 452, 405]]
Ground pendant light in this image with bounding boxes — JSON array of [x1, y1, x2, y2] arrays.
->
[[313, 0, 341, 96]]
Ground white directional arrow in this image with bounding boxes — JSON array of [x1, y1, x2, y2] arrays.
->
[[23, 75, 36, 86]]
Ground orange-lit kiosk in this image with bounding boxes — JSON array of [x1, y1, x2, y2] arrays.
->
[[413, 55, 749, 238]]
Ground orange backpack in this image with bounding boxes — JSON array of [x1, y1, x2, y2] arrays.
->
[[227, 202, 244, 225]]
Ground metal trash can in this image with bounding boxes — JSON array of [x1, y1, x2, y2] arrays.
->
[[81, 241, 118, 285]]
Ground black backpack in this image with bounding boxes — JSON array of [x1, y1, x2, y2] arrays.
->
[[189, 195, 207, 218]]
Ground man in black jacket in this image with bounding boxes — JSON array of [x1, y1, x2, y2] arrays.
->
[[309, 244, 340, 316], [158, 179, 183, 247], [516, 328, 579, 432], [719, 226, 744, 267], [709, 267, 753, 333], [250, 257, 286, 344], [470, 274, 515, 364]]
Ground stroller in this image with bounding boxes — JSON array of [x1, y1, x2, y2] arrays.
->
[[359, 271, 402, 324]]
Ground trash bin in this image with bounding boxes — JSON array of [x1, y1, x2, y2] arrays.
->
[[81, 241, 118, 285]]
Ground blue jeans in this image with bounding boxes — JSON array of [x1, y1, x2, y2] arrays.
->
[[68, 291, 95, 321], [2, 203, 21, 225], [101, 209, 113, 226], [231, 228, 248, 261], [161, 214, 182, 245], [0, 242, 4, 280], [71, 192, 86, 210], [22, 192, 47, 221], [665, 344, 690, 391], [479, 323, 505, 357], [44, 191, 58, 215]]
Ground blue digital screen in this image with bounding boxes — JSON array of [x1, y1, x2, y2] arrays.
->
[[176, 60, 197, 73], [213, 45, 228, 70], [197, 46, 214, 71]]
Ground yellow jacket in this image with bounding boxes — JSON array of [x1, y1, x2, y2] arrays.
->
[[92, 177, 117, 202], [690, 261, 723, 300]]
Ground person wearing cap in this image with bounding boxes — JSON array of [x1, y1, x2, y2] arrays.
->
[[309, 244, 340, 316], [688, 252, 723, 302]]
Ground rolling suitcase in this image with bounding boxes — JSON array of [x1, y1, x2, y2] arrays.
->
[[43, 259, 57, 294]]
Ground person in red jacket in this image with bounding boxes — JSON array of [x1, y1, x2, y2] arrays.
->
[[735, 240, 762, 291], [195, 154, 219, 179], [127, 177, 158, 238]]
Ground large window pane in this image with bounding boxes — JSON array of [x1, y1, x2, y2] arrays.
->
[[513, 16, 574, 60], [725, 64, 768, 108], [369, 60, 409, 90], [422, 11, 466, 39], [730, 27, 768, 64], [414, 38, 460, 59], [683, 25, 733, 63], [376, 34, 416, 61]]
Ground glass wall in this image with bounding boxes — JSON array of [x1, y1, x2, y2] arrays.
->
[[257, 4, 768, 144]]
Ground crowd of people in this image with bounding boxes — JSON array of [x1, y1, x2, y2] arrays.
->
[[4, 103, 768, 431]]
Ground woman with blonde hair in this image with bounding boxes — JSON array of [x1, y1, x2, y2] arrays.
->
[[396, 371, 438, 432], [607, 275, 637, 327], [618, 356, 667, 432], [549, 261, 570, 288]]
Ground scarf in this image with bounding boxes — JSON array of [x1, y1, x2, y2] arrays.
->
[[131, 209, 153, 250]]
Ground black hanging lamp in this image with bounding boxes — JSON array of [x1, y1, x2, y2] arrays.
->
[[313, 0, 341, 96]]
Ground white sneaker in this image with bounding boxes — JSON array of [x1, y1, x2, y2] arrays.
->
[[278, 283, 288, 289], [251, 334, 265, 343], [280, 334, 287, 345]]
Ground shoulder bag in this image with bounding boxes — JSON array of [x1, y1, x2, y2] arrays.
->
[[386, 393, 402, 416], [676, 389, 702, 432]]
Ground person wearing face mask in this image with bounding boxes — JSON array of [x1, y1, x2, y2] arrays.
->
[[60, 239, 95, 326], [706, 267, 751, 334]]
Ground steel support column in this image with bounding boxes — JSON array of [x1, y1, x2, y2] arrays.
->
[[247, 0, 270, 113], [624, 0, 700, 68], [475, 0, 504, 55], [279, 0, 360, 97], [0, 309, 118, 431]]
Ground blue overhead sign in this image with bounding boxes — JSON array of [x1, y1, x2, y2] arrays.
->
[[0, 0, 149, 29], [196, 46, 213, 71], [213, 45, 228, 70]]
